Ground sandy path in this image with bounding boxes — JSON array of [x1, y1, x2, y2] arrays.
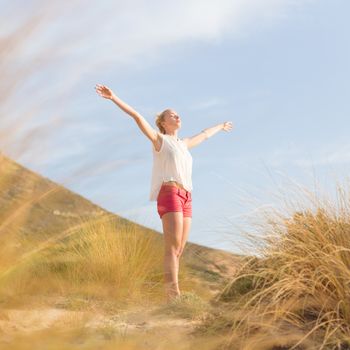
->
[[0, 303, 205, 347]]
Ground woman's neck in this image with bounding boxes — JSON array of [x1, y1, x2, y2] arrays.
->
[[166, 133, 179, 141]]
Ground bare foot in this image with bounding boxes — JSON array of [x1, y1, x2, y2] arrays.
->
[[166, 286, 181, 304]]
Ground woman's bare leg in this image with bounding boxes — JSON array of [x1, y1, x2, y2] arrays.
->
[[161, 211, 183, 302], [175, 216, 192, 284]]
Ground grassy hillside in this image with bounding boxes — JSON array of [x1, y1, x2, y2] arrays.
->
[[0, 152, 243, 299]]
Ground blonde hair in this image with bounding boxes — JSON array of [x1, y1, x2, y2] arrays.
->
[[155, 108, 171, 134]]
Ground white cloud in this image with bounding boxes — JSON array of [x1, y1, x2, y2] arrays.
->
[[4, 0, 316, 113], [266, 143, 350, 168], [86, 0, 315, 66], [189, 97, 226, 111], [14, 0, 315, 69], [296, 147, 350, 167]]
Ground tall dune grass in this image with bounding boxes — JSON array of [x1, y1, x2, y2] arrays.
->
[[211, 180, 350, 349], [0, 212, 171, 306], [0, 161, 157, 304]]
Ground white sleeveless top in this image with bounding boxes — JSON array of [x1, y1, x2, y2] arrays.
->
[[149, 132, 193, 201]]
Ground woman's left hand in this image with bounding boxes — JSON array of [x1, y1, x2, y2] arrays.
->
[[222, 121, 234, 132]]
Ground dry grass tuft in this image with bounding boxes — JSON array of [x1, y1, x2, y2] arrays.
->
[[210, 180, 350, 349]]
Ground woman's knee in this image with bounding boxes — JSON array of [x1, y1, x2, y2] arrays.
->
[[164, 246, 181, 258], [176, 249, 183, 258]]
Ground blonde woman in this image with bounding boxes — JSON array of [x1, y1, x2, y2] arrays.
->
[[95, 84, 233, 303]]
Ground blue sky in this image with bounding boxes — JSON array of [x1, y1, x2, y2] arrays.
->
[[2, 0, 350, 254]]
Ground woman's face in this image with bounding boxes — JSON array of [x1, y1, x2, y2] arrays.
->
[[162, 109, 181, 131]]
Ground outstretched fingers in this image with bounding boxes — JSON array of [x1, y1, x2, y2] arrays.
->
[[95, 84, 111, 98], [223, 121, 234, 131]]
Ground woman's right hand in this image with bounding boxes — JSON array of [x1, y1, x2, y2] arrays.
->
[[95, 84, 114, 100]]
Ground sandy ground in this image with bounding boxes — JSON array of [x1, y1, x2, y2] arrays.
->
[[0, 301, 208, 347]]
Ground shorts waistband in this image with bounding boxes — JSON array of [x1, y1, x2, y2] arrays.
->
[[160, 184, 192, 197]]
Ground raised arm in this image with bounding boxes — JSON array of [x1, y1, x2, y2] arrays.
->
[[95, 84, 158, 143], [182, 122, 233, 149]]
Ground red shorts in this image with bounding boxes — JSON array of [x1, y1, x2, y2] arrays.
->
[[157, 184, 192, 219]]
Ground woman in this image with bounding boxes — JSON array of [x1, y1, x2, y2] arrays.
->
[[95, 84, 233, 303]]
